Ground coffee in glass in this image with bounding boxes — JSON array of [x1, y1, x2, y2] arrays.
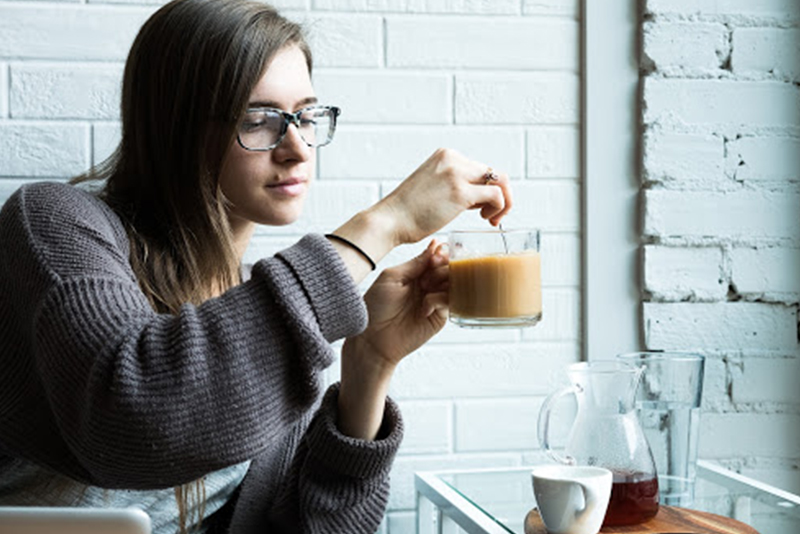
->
[[448, 229, 541, 328]]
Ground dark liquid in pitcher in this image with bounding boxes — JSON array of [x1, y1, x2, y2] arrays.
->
[[602, 471, 660, 526]]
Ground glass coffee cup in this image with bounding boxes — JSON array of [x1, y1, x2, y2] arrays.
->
[[448, 228, 542, 328]]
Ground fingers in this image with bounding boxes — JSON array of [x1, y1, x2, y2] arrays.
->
[[379, 149, 514, 245], [420, 263, 449, 293], [487, 172, 513, 225], [384, 239, 441, 282], [430, 149, 513, 224], [421, 291, 449, 319], [430, 241, 449, 266], [471, 169, 513, 226]]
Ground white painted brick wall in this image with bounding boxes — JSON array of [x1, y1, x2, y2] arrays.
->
[[498, 181, 580, 232], [732, 28, 800, 79], [313, 70, 452, 124], [386, 17, 578, 69], [643, 245, 726, 301], [0, 122, 89, 177], [0, 63, 7, 118], [523, 0, 578, 17], [297, 13, 382, 67], [731, 356, 800, 405], [0, 5, 154, 60], [456, 73, 579, 124], [395, 400, 451, 455], [730, 247, 800, 296], [646, 0, 800, 21], [0, 1, 582, 529], [644, 302, 797, 351], [521, 288, 580, 342], [643, 22, 729, 72], [725, 136, 800, 182], [642, 0, 800, 496], [455, 396, 574, 453], [643, 131, 725, 186], [644, 79, 800, 130], [526, 126, 580, 178], [319, 127, 526, 179], [538, 234, 580, 287], [10, 63, 123, 119], [389, 343, 578, 400], [314, 0, 519, 14], [93, 122, 122, 167], [644, 190, 800, 240], [701, 413, 800, 458]]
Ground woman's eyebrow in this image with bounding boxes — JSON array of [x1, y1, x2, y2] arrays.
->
[[247, 96, 319, 109]]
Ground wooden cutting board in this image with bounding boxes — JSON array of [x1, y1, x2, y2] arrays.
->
[[524, 505, 760, 534]]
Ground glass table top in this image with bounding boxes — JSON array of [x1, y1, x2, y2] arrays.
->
[[416, 461, 800, 534]]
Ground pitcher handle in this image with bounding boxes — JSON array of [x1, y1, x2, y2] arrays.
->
[[537, 385, 576, 465]]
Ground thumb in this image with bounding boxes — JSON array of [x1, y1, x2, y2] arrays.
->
[[395, 239, 438, 280]]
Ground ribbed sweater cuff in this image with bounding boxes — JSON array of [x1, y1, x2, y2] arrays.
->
[[306, 383, 403, 480], [277, 234, 367, 342]]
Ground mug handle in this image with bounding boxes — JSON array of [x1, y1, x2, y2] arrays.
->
[[537, 385, 576, 465]]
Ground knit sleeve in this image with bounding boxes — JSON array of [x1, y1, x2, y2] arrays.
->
[[228, 383, 404, 534], [0, 182, 367, 489]]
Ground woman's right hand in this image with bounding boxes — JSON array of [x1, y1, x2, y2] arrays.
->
[[377, 148, 513, 245], [329, 148, 513, 282]]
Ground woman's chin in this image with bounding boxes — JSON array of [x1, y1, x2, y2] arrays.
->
[[256, 209, 303, 227]]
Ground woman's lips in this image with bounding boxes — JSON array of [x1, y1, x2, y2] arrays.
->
[[267, 178, 307, 197]]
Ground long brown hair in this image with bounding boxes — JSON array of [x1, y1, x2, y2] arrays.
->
[[73, 0, 312, 531]]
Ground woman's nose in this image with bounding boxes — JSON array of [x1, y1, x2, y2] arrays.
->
[[272, 123, 312, 162]]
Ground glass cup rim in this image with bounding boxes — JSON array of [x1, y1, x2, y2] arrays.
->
[[617, 351, 705, 363], [448, 227, 540, 235]]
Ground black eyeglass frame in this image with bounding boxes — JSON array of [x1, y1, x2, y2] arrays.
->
[[236, 105, 341, 152]]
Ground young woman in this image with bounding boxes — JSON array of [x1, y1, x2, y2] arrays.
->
[[0, 0, 512, 532]]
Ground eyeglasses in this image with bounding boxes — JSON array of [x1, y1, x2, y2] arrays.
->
[[237, 105, 340, 151]]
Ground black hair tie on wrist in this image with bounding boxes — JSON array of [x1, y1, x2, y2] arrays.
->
[[325, 234, 377, 271]]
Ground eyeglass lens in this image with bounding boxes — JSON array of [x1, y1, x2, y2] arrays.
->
[[238, 107, 336, 151]]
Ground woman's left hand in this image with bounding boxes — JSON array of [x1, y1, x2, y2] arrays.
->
[[337, 240, 448, 440], [358, 239, 449, 366]]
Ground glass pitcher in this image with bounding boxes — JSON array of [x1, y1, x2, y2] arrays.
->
[[537, 361, 660, 526]]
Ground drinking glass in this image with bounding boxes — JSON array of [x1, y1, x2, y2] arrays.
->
[[617, 351, 705, 507], [448, 229, 541, 328]]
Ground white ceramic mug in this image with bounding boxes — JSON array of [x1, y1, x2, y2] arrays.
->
[[531, 465, 612, 534]]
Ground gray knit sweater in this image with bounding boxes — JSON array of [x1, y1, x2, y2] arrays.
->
[[0, 182, 403, 533]]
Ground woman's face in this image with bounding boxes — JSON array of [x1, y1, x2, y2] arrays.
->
[[219, 44, 316, 231]]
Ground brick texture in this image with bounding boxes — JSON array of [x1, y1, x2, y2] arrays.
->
[[386, 17, 579, 69], [643, 245, 726, 301], [643, 22, 729, 71], [643, 131, 725, 186], [732, 28, 800, 79], [646, 0, 800, 20], [314, 0, 518, 14], [642, 0, 800, 493], [0, 122, 89, 176], [644, 190, 800, 240], [644, 79, 800, 130], [10, 63, 123, 119], [644, 302, 798, 351], [0, 63, 7, 118], [0, 5, 154, 60]]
